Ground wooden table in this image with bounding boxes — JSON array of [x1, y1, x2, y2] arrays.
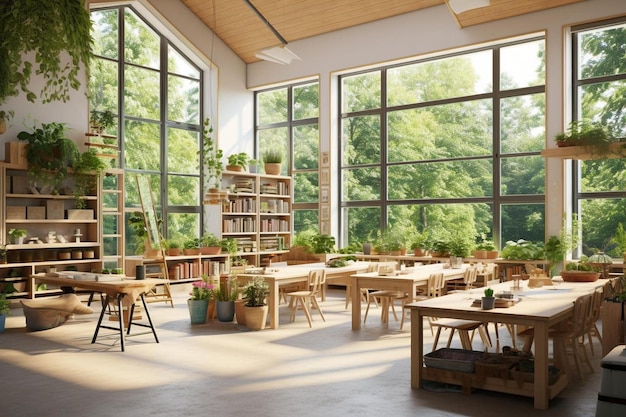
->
[[238, 261, 369, 329], [31, 274, 161, 351], [408, 279, 609, 409], [350, 263, 467, 330]]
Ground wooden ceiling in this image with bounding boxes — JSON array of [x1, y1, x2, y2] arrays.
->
[[181, 0, 585, 64]]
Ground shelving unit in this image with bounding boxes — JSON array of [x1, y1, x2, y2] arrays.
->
[[220, 170, 292, 267], [101, 169, 125, 271], [0, 165, 103, 299], [125, 253, 229, 282]]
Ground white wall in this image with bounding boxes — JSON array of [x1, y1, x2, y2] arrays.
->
[[246, 0, 626, 239]]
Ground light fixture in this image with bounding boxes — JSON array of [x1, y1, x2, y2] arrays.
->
[[447, 0, 490, 14], [244, 0, 301, 65]]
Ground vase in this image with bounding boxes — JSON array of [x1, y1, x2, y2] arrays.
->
[[234, 300, 246, 325], [217, 301, 235, 322], [264, 163, 281, 176], [187, 299, 209, 324], [244, 305, 268, 330], [362, 242, 371, 255]]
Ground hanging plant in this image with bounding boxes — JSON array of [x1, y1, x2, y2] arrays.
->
[[0, 0, 93, 104]]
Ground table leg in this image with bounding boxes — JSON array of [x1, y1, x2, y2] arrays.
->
[[92, 294, 110, 344], [533, 321, 549, 409], [351, 275, 361, 330], [117, 294, 126, 352], [411, 308, 424, 388], [268, 278, 279, 329]]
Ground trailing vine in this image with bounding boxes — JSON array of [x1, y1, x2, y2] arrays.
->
[[0, 0, 93, 104]]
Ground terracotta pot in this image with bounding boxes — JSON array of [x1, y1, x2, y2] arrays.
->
[[560, 271, 600, 282], [234, 300, 246, 325], [486, 250, 499, 259], [200, 246, 222, 255], [226, 165, 243, 172], [183, 248, 200, 256], [168, 248, 181, 256]]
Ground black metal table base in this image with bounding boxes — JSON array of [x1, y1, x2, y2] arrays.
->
[[92, 293, 159, 352]]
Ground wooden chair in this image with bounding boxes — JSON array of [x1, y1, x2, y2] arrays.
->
[[519, 293, 594, 380], [399, 272, 445, 330], [447, 265, 478, 293], [584, 287, 605, 357], [362, 262, 402, 327], [345, 261, 381, 309], [287, 269, 326, 327]]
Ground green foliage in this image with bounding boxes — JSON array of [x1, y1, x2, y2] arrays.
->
[[8, 228, 27, 238], [190, 275, 214, 301], [564, 256, 595, 272], [184, 238, 201, 250], [200, 233, 221, 247], [227, 152, 249, 168], [215, 276, 240, 302], [484, 288, 494, 298], [17, 122, 79, 193], [448, 236, 472, 257], [501, 239, 545, 260], [243, 276, 269, 307], [0, 0, 93, 104], [611, 223, 626, 254], [475, 235, 496, 251], [555, 120, 615, 148], [201, 118, 223, 190], [293, 229, 316, 249], [410, 230, 429, 250], [262, 149, 283, 164], [0, 293, 10, 316], [73, 149, 107, 209], [90, 110, 115, 131], [544, 235, 563, 276], [220, 238, 238, 254], [311, 234, 336, 254]]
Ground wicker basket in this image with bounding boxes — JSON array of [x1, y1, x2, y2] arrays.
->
[[424, 348, 484, 373]]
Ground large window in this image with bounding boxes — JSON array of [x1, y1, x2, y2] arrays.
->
[[572, 17, 626, 257], [256, 82, 320, 234], [339, 36, 546, 248], [90, 6, 203, 254]]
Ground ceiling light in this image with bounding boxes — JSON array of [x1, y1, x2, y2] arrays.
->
[[255, 46, 301, 65], [447, 0, 490, 14], [244, 0, 300, 65]]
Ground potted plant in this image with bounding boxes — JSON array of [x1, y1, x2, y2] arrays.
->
[[70, 148, 107, 214], [188, 274, 215, 324], [220, 238, 238, 255], [248, 159, 260, 173], [166, 241, 182, 256], [226, 152, 249, 172], [183, 238, 201, 256], [8, 228, 27, 245], [17, 122, 79, 194], [262, 149, 283, 175], [431, 240, 451, 258], [554, 120, 616, 156], [560, 257, 601, 282], [200, 233, 222, 255], [89, 109, 115, 134], [481, 287, 495, 310], [215, 276, 239, 322], [0, 293, 10, 333], [243, 276, 269, 330]]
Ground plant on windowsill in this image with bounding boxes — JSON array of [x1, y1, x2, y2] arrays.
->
[[560, 256, 601, 282], [410, 230, 429, 256], [226, 152, 249, 172], [262, 149, 283, 176], [553, 120, 624, 157]]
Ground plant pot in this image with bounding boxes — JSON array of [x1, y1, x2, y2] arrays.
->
[[244, 305, 268, 330], [183, 248, 200, 256], [0, 314, 6, 333], [481, 297, 495, 310], [362, 242, 371, 255], [486, 250, 499, 259], [226, 165, 243, 172], [234, 300, 246, 325], [413, 248, 426, 256], [472, 250, 486, 259], [264, 163, 282, 176], [560, 271, 600, 282], [187, 299, 209, 324], [200, 246, 222, 255], [168, 248, 182, 256], [217, 301, 235, 322]]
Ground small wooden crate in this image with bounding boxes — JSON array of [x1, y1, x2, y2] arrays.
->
[[67, 209, 94, 220], [27, 206, 46, 219], [46, 200, 65, 219], [7, 206, 26, 219], [5, 142, 27, 168], [11, 175, 30, 194], [424, 348, 484, 373]]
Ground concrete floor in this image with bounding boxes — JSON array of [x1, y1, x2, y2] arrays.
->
[[0, 284, 603, 417]]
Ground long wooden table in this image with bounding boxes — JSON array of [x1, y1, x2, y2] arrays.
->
[[31, 274, 161, 351], [350, 263, 468, 330], [238, 261, 370, 329], [408, 279, 609, 409]]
